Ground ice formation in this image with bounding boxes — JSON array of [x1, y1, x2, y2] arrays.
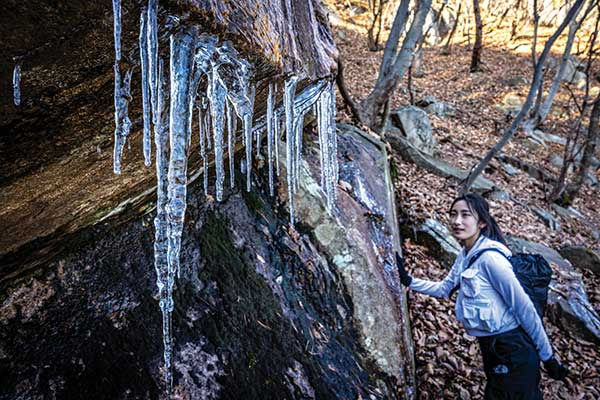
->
[[153, 57, 173, 393], [13, 64, 21, 106], [139, 7, 152, 166], [110, 6, 338, 391], [147, 0, 159, 124], [112, 64, 132, 175], [112, 0, 121, 61]]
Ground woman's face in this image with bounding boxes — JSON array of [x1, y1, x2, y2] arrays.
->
[[449, 200, 485, 247]]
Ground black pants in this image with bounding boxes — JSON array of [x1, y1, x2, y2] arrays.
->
[[477, 327, 542, 400]]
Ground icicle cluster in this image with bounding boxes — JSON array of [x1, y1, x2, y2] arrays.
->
[[13, 64, 21, 106], [111, 3, 338, 392]]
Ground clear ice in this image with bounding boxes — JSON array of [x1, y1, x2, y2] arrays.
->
[[108, 11, 339, 391], [140, 7, 152, 166], [267, 82, 274, 195], [153, 57, 173, 394], [13, 64, 21, 106], [112, 0, 121, 61], [113, 64, 133, 174], [284, 76, 298, 225], [147, 0, 159, 124]]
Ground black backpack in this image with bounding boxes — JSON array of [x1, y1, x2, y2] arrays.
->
[[453, 249, 553, 317]]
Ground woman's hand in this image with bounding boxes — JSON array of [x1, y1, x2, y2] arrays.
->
[[543, 357, 568, 380], [395, 252, 412, 287]]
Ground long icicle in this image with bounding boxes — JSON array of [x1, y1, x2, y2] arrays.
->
[[244, 84, 256, 191], [284, 76, 298, 225], [113, 64, 133, 174], [165, 25, 197, 389], [198, 103, 207, 195], [112, 0, 122, 61], [209, 69, 227, 201], [13, 64, 21, 106], [226, 100, 235, 188], [153, 57, 173, 395], [139, 7, 152, 166], [267, 82, 274, 196], [203, 103, 210, 194], [147, 0, 159, 124]]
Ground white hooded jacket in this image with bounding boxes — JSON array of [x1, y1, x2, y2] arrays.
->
[[409, 235, 553, 361]]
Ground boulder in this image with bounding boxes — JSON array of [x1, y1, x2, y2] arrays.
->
[[507, 237, 600, 343], [413, 219, 461, 269], [0, 121, 418, 398], [559, 246, 600, 275], [385, 126, 495, 193], [531, 206, 561, 231], [415, 96, 456, 117], [390, 106, 437, 156], [497, 93, 523, 116], [561, 57, 586, 87]]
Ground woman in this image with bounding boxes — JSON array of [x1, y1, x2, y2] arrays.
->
[[396, 193, 568, 399]]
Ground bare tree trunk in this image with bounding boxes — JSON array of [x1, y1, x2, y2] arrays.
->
[[367, 0, 390, 51], [563, 91, 600, 203], [510, 0, 523, 40], [443, 2, 462, 53], [530, 0, 591, 127], [470, 0, 483, 72], [378, 0, 411, 80], [362, 0, 432, 129], [460, 0, 586, 194], [335, 57, 361, 122], [532, 0, 540, 66]]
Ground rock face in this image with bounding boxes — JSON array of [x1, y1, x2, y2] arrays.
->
[[0, 2, 420, 399], [0, 0, 338, 265], [559, 246, 600, 275], [391, 106, 437, 156], [0, 122, 416, 398], [508, 237, 600, 343]]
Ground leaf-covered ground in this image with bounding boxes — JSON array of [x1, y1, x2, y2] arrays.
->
[[327, 1, 600, 398]]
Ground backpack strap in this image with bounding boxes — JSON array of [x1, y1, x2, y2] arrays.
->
[[449, 248, 509, 298]]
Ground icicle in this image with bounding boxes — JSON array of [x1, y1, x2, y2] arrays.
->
[[163, 27, 196, 390], [198, 104, 208, 195], [153, 57, 173, 395], [203, 106, 210, 194], [147, 0, 159, 124], [267, 82, 274, 196], [140, 7, 152, 166], [244, 84, 256, 192], [113, 64, 133, 174], [209, 68, 227, 201], [226, 100, 235, 188], [112, 0, 122, 61], [284, 76, 298, 225], [13, 64, 21, 106], [294, 110, 305, 192], [329, 81, 339, 202], [274, 110, 280, 178]]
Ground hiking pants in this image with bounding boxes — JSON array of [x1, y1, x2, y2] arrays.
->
[[477, 327, 543, 400]]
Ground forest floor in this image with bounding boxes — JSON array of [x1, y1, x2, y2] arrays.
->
[[326, 1, 600, 399]]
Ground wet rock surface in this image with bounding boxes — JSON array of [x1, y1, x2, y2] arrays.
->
[[0, 125, 414, 399]]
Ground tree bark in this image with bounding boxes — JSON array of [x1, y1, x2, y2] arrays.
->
[[563, 91, 600, 203], [367, 0, 390, 51], [532, 0, 539, 67], [362, 0, 432, 129], [470, 0, 483, 72], [530, 0, 591, 128], [460, 0, 586, 194], [335, 57, 361, 122], [443, 2, 462, 53]]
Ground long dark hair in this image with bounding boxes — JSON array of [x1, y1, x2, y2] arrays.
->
[[450, 193, 507, 246]]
